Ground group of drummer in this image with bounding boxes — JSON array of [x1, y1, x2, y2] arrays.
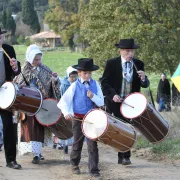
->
[[0, 27, 150, 180]]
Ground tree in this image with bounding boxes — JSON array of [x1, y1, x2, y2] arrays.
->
[[22, 0, 40, 33], [6, 9, 16, 36], [45, 0, 87, 50], [2, 10, 7, 29], [83, 0, 180, 74]]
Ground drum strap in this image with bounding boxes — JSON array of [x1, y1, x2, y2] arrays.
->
[[21, 72, 30, 86]]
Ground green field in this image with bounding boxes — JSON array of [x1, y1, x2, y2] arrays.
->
[[14, 45, 163, 99], [14, 45, 102, 80]]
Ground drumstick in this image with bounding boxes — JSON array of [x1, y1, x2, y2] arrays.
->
[[122, 102, 134, 108], [2, 47, 12, 61], [73, 117, 93, 124]]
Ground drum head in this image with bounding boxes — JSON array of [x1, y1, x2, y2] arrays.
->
[[120, 92, 147, 119], [82, 109, 108, 140], [0, 82, 16, 109], [35, 99, 61, 126]]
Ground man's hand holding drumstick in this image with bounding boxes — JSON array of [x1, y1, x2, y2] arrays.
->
[[113, 95, 123, 103], [10, 58, 18, 71], [0, 46, 18, 71]]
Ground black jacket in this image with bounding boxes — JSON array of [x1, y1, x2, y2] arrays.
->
[[101, 56, 149, 101], [2, 44, 21, 81], [101, 56, 149, 116]]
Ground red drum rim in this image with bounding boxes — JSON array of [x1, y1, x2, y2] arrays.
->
[[0, 82, 17, 109], [120, 92, 148, 119], [82, 109, 108, 140]]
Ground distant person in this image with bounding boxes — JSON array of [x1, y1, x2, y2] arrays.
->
[[156, 73, 171, 112], [172, 83, 180, 106]]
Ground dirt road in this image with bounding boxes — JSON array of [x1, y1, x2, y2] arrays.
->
[[0, 144, 180, 180]]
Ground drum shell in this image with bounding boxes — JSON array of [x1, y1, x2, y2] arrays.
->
[[131, 103, 170, 143], [12, 86, 42, 116], [99, 114, 136, 152], [35, 98, 73, 140], [48, 114, 73, 140], [83, 109, 136, 152], [120, 92, 170, 143]]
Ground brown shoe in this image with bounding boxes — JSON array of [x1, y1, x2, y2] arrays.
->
[[71, 166, 81, 175]]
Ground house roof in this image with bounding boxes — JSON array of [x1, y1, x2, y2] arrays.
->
[[30, 31, 61, 39]]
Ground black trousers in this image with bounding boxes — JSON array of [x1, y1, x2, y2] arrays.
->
[[0, 110, 17, 163], [105, 99, 131, 159], [70, 120, 99, 174]]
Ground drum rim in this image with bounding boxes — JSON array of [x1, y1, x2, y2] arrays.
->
[[26, 87, 43, 116], [82, 108, 108, 140], [120, 92, 148, 119], [35, 98, 62, 126], [2, 82, 17, 109]]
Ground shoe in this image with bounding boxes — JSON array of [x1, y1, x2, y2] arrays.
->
[[6, 161, 22, 169], [71, 166, 81, 175], [58, 144, 64, 150], [90, 173, 102, 180], [122, 158, 131, 165], [32, 156, 40, 164], [118, 158, 123, 164], [53, 144, 57, 149], [40, 154, 45, 160], [63, 146, 68, 154]]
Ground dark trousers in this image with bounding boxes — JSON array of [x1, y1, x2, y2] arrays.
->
[[70, 120, 99, 174], [105, 99, 131, 159], [0, 110, 17, 163]]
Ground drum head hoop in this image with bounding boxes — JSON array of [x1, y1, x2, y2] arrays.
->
[[120, 93, 147, 119], [82, 109, 108, 140], [0, 82, 16, 109]]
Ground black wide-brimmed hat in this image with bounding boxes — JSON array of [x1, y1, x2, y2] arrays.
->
[[115, 38, 140, 49], [72, 58, 99, 71], [0, 28, 7, 35]]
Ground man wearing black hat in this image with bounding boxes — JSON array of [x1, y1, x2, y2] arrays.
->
[[0, 28, 22, 169], [101, 39, 150, 165], [58, 58, 104, 179]]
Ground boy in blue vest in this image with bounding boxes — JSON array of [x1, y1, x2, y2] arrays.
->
[[57, 58, 104, 179]]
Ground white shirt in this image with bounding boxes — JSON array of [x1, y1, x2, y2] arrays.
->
[[121, 56, 133, 77], [57, 79, 104, 116]]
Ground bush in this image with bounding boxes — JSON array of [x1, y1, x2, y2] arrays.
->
[[24, 37, 31, 46], [17, 35, 24, 45]]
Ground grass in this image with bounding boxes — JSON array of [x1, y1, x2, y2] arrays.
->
[[134, 135, 180, 160], [14, 45, 102, 79]]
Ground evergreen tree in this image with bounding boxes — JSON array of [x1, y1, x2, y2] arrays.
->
[[22, 0, 40, 33], [2, 10, 7, 29], [6, 9, 16, 36]]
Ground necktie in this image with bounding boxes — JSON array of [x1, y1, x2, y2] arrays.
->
[[123, 62, 132, 83], [83, 81, 90, 85]]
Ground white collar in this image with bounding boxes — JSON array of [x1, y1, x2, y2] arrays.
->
[[80, 78, 90, 84], [121, 56, 132, 64]]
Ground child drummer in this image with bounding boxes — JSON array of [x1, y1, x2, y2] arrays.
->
[[57, 58, 104, 179]]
